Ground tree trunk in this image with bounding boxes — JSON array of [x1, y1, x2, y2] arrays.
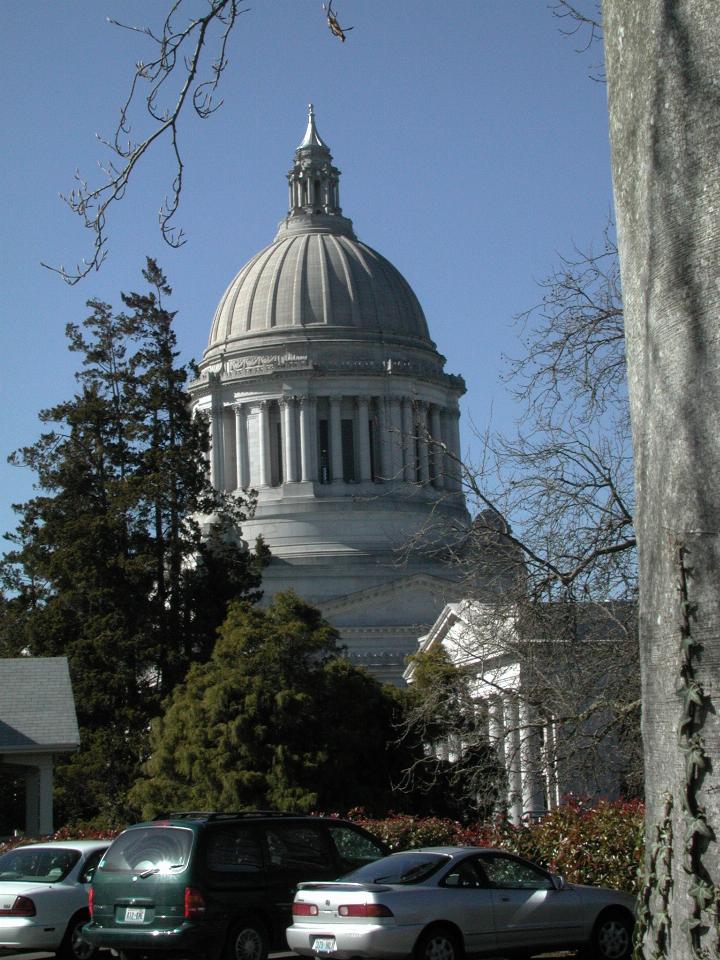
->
[[603, 2, 720, 955]]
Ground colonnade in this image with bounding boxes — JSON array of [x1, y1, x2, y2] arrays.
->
[[486, 696, 559, 823], [207, 393, 463, 493]]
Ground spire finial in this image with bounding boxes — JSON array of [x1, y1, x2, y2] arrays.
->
[[298, 103, 328, 151]]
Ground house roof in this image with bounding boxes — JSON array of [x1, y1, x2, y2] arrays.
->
[[0, 657, 80, 754]]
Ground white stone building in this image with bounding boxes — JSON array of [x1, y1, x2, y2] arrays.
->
[[190, 107, 474, 681], [404, 599, 638, 822]]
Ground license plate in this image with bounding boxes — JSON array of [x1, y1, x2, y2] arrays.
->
[[312, 937, 336, 954], [124, 907, 146, 922]]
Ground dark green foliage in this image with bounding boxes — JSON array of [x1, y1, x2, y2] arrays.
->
[[398, 646, 504, 821], [0, 260, 263, 826], [129, 591, 412, 818]]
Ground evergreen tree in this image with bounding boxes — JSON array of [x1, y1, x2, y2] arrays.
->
[[129, 592, 414, 817], [399, 646, 505, 821], [0, 260, 263, 826]]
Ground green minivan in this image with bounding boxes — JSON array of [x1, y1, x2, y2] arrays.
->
[[83, 812, 388, 960]]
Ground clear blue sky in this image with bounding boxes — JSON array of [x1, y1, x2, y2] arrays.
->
[[0, 1, 613, 542]]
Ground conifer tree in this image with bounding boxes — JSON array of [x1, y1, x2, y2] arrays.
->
[[0, 260, 263, 825], [129, 592, 414, 817]]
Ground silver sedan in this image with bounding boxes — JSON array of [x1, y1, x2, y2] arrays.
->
[[286, 846, 635, 960], [0, 839, 108, 960]]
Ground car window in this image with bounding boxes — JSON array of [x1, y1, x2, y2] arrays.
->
[[265, 825, 330, 874], [344, 852, 450, 885], [442, 859, 487, 889], [480, 854, 554, 890], [99, 827, 193, 874], [78, 848, 107, 883], [327, 825, 386, 871], [205, 827, 263, 873], [0, 847, 81, 882]]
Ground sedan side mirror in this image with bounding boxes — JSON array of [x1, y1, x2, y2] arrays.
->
[[551, 875, 566, 891]]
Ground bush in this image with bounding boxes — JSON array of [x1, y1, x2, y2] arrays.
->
[[1, 798, 643, 894], [0, 824, 119, 857], [349, 797, 644, 893]]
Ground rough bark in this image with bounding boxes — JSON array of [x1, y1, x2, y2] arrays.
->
[[603, 2, 720, 955]]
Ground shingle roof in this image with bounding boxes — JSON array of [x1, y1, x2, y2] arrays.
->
[[0, 657, 80, 752]]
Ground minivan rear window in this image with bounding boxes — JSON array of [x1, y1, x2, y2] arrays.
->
[[99, 827, 193, 875]]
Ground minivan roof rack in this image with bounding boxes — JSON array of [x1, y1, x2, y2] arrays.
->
[[153, 811, 307, 821]]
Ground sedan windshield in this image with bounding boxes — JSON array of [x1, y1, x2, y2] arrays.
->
[[0, 847, 80, 883], [343, 852, 450, 885]]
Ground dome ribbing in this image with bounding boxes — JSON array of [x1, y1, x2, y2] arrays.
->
[[205, 105, 432, 355]]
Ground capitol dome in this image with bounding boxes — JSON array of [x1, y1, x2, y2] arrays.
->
[[205, 105, 433, 360], [208, 230, 432, 349], [190, 106, 470, 682]]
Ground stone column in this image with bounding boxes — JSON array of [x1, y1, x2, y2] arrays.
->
[[430, 404, 444, 489], [376, 398, 390, 480], [543, 716, 560, 810], [488, 697, 506, 767], [519, 699, 546, 818], [257, 400, 271, 488], [402, 398, 415, 481], [416, 401, 430, 484], [356, 396, 372, 482], [503, 696, 523, 825], [210, 400, 225, 491], [281, 397, 299, 483], [38, 759, 54, 835], [443, 407, 462, 491], [329, 395, 344, 483], [299, 396, 316, 482], [449, 406, 462, 490], [234, 404, 249, 489], [387, 396, 403, 481]]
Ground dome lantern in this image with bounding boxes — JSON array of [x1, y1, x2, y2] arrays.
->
[[287, 104, 345, 223]]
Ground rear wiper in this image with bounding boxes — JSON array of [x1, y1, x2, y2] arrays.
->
[[137, 863, 184, 878]]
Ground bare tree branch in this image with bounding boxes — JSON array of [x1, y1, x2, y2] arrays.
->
[[398, 235, 640, 812], [550, 1, 605, 80], [44, 1, 248, 284]]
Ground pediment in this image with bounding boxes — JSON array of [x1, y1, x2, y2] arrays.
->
[[319, 573, 463, 629]]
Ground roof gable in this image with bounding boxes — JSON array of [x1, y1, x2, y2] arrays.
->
[[0, 657, 80, 752]]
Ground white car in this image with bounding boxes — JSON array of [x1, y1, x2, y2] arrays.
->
[[287, 846, 636, 960], [0, 839, 108, 960]]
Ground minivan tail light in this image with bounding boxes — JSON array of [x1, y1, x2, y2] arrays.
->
[[338, 903, 393, 918], [0, 895, 36, 917], [184, 887, 206, 918], [88, 887, 94, 918], [293, 902, 319, 916]]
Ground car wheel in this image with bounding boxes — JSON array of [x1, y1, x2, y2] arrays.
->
[[224, 920, 269, 960], [414, 926, 463, 960], [57, 912, 97, 960], [590, 910, 633, 960]]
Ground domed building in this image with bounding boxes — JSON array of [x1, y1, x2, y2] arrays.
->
[[190, 107, 470, 681]]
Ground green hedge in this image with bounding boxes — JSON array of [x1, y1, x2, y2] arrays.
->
[[2, 798, 643, 894], [350, 797, 644, 893]]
